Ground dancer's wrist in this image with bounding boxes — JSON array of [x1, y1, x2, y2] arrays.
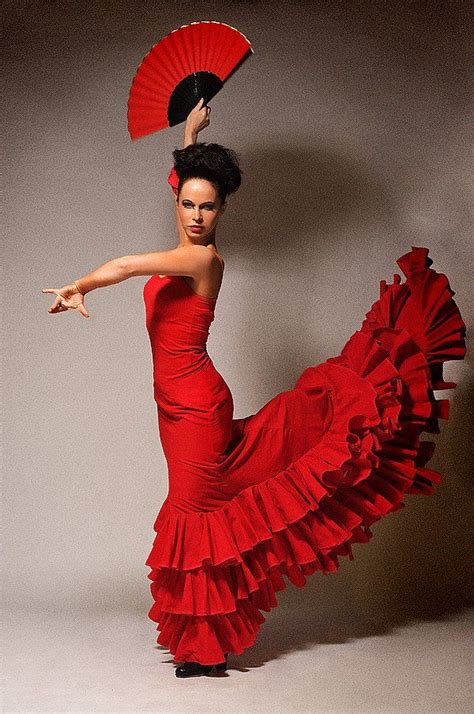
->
[[183, 128, 197, 148], [72, 279, 87, 295]]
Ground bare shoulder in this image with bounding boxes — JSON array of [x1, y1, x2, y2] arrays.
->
[[182, 245, 224, 298], [179, 244, 223, 274]]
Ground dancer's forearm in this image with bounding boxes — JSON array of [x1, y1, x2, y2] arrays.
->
[[183, 127, 197, 148], [73, 256, 129, 294]]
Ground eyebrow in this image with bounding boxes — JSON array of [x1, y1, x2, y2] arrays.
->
[[181, 199, 216, 206]]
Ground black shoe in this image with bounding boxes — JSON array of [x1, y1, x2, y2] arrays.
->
[[175, 652, 228, 678], [214, 652, 228, 671]]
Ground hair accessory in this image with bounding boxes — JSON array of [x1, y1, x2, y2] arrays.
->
[[127, 21, 254, 140]]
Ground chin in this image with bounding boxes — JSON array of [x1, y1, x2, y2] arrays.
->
[[188, 229, 208, 238]]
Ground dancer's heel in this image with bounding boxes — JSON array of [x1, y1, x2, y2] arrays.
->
[[175, 652, 228, 678], [214, 652, 228, 671], [175, 661, 213, 677]]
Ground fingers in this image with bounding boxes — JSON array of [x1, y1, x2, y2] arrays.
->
[[78, 304, 90, 319], [42, 288, 61, 312], [194, 97, 210, 115], [190, 97, 204, 114], [48, 294, 63, 313], [43, 287, 90, 317], [188, 98, 211, 132]]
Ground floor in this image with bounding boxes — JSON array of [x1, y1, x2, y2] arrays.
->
[[4, 606, 472, 712]]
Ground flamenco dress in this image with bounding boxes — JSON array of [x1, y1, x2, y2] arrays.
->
[[142, 166, 466, 666]]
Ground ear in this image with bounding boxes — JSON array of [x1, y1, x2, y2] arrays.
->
[[219, 201, 227, 215]]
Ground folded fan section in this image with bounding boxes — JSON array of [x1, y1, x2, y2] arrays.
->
[[145, 246, 466, 664]]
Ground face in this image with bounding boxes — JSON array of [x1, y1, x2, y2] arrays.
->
[[176, 178, 226, 241]]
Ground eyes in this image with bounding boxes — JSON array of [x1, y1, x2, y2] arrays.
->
[[182, 201, 214, 210]]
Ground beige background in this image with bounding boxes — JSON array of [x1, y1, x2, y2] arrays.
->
[[4, 0, 472, 641]]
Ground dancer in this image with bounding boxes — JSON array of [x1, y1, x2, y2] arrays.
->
[[42, 101, 467, 678]]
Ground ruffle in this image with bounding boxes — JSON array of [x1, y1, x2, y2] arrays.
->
[[145, 246, 466, 663], [152, 598, 266, 665]]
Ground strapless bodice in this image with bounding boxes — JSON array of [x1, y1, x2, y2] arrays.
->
[[143, 274, 221, 410], [144, 272, 216, 346]]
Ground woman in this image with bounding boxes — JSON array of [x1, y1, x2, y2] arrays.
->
[[42, 102, 466, 678]]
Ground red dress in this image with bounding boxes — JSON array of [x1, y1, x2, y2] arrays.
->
[[142, 169, 466, 665]]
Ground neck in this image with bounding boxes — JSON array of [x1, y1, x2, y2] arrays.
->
[[178, 225, 218, 249]]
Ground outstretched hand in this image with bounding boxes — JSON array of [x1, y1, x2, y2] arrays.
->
[[185, 97, 211, 136], [42, 284, 91, 318]]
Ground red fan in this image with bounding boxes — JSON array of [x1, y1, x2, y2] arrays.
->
[[127, 21, 254, 140]]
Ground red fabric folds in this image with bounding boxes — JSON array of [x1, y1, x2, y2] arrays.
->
[[144, 246, 466, 664]]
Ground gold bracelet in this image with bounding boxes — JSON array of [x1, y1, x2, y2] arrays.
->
[[73, 280, 84, 294]]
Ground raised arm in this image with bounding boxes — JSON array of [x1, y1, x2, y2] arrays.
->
[[168, 97, 211, 198]]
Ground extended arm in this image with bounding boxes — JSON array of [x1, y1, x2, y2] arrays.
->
[[42, 245, 217, 315], [41, 99, 212, 317], [73, 244, 216, 292]]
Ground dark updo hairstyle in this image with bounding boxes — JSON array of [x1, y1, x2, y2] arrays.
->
[[172, 142, 242, 204]]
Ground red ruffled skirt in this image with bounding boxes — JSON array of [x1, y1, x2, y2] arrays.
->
[[145, 247, 466, 665]]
